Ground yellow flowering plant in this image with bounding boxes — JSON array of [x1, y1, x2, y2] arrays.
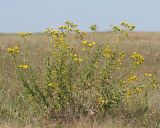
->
[[7, 20, 159, 121]]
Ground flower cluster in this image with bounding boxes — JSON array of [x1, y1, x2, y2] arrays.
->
[[103, 44, 112, 58], [145, 73, 158, 89], [121, 22, 135, 31], [70, 54, 82, 63], [90, 24, 98, 31], [112, 22, 135, 32], [18, 64, 29, 70], [81, 40, 96, 48], [112, 25, 121, 32], [131, 52, 144, 65], [128, 75, 138, 82], [8, 46, 20, 56], [17, 32, 32, 38]]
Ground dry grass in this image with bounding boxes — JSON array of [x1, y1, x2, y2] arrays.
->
[[0, 32, 160, 128]]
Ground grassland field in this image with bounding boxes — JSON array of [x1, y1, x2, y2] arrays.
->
[[0, 32, 160, 128]]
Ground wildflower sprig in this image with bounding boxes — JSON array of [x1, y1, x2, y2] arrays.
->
[[8, 46, 20, 56], [18, 64, 30, 70], [17, 32, 32, 38], [144, 73, 159, 89], [103, 44, 113, 58], [128, 75, 138, 82], [70, 53, 82, 64], [121, 22, 135, 31], [131, 52, 144, 65], [112, 25, 122, 32], [81, 40, 96, 48], [90, 24, 98, 31], [112, 22, 135, 32]]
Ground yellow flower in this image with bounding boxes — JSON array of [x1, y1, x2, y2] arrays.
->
[[75, 28, 80, 33], [152, 84, 157, 88], [74, 57, 78, 61], [23, 65, 29, 69], [126, 90, 133, 98], [52, 51, 56, 55], [48, 82, 58, 88], [59, 26, 68, 30], [92, 42, 96, 45], [82, 48, 85, 51], [69, 54, 73, 56], [67, 27, 72, 31], [131, 52, 144, 65], [8, 46, 20, 56], [73, 54, 78, 57], [97, 96, 105, 106], [135, 87, 142, 94], [82, 40, 88, 45], [145, 73, 153, 77], [103, 45, 112, 58], [73, 56, 82, 63], [117, 59, 122, 65], [78, 58, 82, 63], [65, 20, 70, 24], [88, 43, 93, 47], [128, 75, 138, 82], [18, 64, 29, 70]]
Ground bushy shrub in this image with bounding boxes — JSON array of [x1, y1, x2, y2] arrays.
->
[[8, 21, 158, 121]]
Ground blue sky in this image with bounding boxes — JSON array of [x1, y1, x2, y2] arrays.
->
[[0, 0, 160, 32]]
